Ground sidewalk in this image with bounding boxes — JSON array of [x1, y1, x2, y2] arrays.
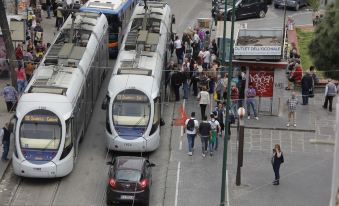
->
[[227, 91, 336, 206], [0, 79, 15, 180]]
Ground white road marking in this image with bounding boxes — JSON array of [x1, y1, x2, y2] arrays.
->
[[174, 161, 181, 206], [226, 170, 230, 206]]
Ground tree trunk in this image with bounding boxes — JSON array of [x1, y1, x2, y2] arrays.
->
[[0, 0, 17, 88]]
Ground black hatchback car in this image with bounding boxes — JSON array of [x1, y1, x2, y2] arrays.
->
[[106, 156, 155, 206], [216, 0, 268, 21]]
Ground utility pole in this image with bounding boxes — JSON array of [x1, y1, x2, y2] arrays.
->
[[220, 0, 236, 203], [219, 0, 229, 204], [281, 0, 287, 58], [236, 107, 245, 186], [0, 0, 17, 88], [15, 0, 18, 14]]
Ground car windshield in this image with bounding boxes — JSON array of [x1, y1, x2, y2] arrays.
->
[[116, 169, 141, 182], [20, 110, 61, 150], [113, 90, 150, 127]]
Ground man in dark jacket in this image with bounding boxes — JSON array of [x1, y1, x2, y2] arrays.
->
[[171, 69, 183, 101], [199, 115, 211, 157], [301, 72, 313, 105], [1, 123, 10, 161]]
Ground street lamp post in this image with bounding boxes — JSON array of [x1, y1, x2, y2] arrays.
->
[[281, 0, 287, 58], [236, 107, 245, 186], [219, 0, 229, 204], [220, 0, 237, 204]]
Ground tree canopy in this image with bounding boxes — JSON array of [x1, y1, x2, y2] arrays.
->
[[309, 0, 339, 80]]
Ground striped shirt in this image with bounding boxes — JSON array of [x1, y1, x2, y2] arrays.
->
[[287, 97, 298, 112]]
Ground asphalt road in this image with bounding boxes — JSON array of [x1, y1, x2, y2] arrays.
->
[[0, 1, 330, 206]]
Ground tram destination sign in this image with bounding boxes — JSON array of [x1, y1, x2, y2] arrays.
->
[[116, 94, 148, 102], [24, 115, 59, 123], [234, 46, 281, 56]]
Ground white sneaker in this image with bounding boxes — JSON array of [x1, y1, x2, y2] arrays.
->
[[202, 153, 206, 157], [255, 117, 259, 120], [293, 123, 297, 127], [247, 116, 251, 120], [187, 152, 192, 156], [286, 123, 290, 127]]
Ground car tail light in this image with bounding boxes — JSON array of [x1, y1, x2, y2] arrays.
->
[[109, 178, 117, 188], [138, 179, 148, 190]]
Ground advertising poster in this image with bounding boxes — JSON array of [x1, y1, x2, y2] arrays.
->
[[249, 70, 274, 97]]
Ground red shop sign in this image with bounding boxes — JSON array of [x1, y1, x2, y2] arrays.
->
[[249, 71, 274, 97]]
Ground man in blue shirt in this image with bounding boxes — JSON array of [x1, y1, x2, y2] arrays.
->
[[246, 83, 259, 120], [3, 84, 17, 112]]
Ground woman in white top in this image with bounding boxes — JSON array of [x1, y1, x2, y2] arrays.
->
[[197, 86, 210, 119]]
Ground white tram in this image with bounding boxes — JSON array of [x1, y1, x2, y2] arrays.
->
[[102, 1, 173, 152], [12, 13, 109, 178]]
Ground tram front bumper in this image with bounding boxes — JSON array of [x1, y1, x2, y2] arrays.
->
[[13, 159, 57, 178], [106, 130, 160, 152]]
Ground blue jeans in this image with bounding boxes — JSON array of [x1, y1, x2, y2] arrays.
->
[[187, 133, 196, 152], [183, 80, 189, 99], [273, 163, 281, 181], [209, 140, 215, 153], [2, 141, 9, 160], [231, 101, 238, 117], [17, 79, 26, 93], [247, 100, 257, 117], [200, 136, 209, 154], [47, 5, 51, 17]]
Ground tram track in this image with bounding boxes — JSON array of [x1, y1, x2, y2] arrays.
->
[[8, 176, 62, 206]]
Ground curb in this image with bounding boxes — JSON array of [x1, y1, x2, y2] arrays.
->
[[309, 139, 335, 145], [230, 125, 316, 132], [0, 158, 12, 181]]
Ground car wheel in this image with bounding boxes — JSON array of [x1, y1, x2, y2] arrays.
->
[[294, 3, 300, 11], [258, 10, 266, 18], [106, 199, 112, 206], [274, 4, 279, 8]]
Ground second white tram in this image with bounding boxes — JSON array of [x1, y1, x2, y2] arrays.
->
[[12, 13, 109, 178], [102, 1, 173, 152]]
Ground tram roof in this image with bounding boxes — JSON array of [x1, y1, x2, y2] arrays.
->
[[80, 0, 134, 15], [24, 12, 108, 103]]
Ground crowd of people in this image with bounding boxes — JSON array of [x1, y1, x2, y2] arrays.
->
[[164, 27, 262, 158], [2, 0, 74, 113]]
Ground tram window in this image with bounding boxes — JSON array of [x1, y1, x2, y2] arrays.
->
[[65, 119, 72, 148], [150, 97, 160, 135], [153, 97, 160, 124]]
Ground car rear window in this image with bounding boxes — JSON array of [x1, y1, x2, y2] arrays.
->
[[116, 170, 141, 182]]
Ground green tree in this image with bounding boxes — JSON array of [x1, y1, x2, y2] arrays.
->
[[309, 1, 339, 80], [308, 0, 320, 11]]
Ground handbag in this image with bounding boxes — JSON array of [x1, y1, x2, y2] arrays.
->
[[309, 88, 314, 98], [281, 153, 284, 163], [213, 92, 218, 101]]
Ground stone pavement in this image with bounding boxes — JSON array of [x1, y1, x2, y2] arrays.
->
[[227, 92, 336, 206]]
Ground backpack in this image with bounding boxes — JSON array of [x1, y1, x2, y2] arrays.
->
[[186, 119, 195, 131], [210, 120, 218, 132]]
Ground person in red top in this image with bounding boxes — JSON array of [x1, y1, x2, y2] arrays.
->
[[286, 63, 303, 90], [230, 84, 239, 117], [15, 66, 27, 93], [15, 43, 24, 67]]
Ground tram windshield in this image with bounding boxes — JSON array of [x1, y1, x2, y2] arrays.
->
[[113, 90, 150, 127], [20, 110, 61, 150]]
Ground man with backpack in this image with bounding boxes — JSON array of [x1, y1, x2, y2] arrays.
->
[[208, 113, 220, 156], [185, 112, 199, 156]]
